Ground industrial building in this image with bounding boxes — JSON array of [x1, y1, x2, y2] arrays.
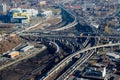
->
[[82, 66, 106, 79], [41, 10, 53, 18], [39, 1, 46, 6], [9, 8, 38, 17], [22, 9, 38, 17], [10, 12, 30, 23], [10, 17, 28, 23], [8, 51, 19, 58], [20, 45, 34, 52], [8, 8, 38, 23]]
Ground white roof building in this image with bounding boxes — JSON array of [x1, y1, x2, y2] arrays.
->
[[41, 10, 52, 17], [22, 9, 38, 16], [9, 8, 38, 17], [20, 45, 34, 52], [10, 8, 22, 13]]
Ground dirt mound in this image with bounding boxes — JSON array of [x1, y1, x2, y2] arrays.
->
[[0, 36, 22, 54]]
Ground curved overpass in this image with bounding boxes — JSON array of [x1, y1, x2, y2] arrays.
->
[[42, 42, 120, 80], [49, 41, 60, 53], [51, 1, 77, 31], [52, 20, 77, 31]]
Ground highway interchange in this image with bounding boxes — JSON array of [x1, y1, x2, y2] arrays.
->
[[42, 42, 120, 80], [18, 0, 120, 80], [0, 0, 120, 80]]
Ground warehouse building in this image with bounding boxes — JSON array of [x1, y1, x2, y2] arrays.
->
[[22, 9, 38, 17], [20, 45, 34, 52], [83, 66, 106, 79], [10, 17, 28, 23], [41, 10, 53, 18], [8, 51, 20, 58], [8, 8, 38, 23]]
